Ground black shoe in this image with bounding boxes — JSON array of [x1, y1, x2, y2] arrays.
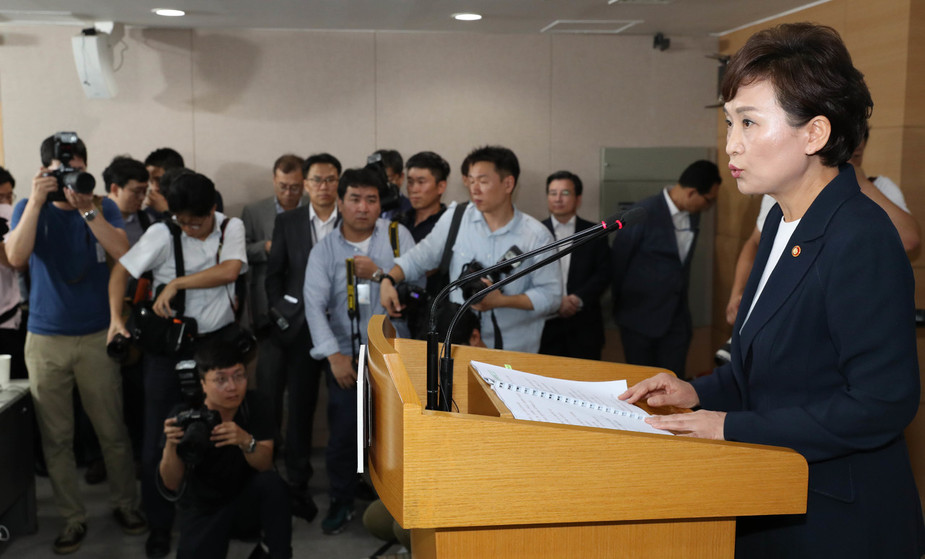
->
[[355, 478, 378, 502], [291, 484, 319, 523], [84, 459, 107, 485], [113, 507, 148, 535], [53, 522, 87, 555], [247, 541, 271, 559], [321, 499, 354, 535], [145, 528, 171, 558]]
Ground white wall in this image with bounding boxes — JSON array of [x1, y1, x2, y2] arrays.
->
[[0, 25, 718, 220]]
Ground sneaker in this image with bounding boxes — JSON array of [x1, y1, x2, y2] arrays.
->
[[84, 459, 107, 485], [321, 499, 354, 535], [247, 541, 271, 559], [113, 507, 148, 535], [53, 522, 87, 555], [145, 528, 171, 558], [290, 484, 319, 523]]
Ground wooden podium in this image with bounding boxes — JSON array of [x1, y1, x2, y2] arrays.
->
[[365, 316, 807, 558]]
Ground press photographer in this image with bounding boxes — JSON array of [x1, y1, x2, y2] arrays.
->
[[158, 340, 291, 559], [108, 171, 247, 557]]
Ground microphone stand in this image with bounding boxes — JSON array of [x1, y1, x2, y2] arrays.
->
[[427, 206, 647, 411]]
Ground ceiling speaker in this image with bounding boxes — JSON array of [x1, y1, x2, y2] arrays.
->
[[71, 32, 117, 99]]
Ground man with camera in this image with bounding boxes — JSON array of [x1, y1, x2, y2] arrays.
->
[[5, 132, 144, 554], [158, 340, 290, 559], [303, 166, 415, 534], [108, 172, 247, 557], [261, 153, 341, 524], [379, 145, 561, 353]]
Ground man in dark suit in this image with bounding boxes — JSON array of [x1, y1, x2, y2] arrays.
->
[[611, 160, 720, 379], [242, 154, 307, 331], [261, 153, 341, 523], [539, 171, 610, 360]]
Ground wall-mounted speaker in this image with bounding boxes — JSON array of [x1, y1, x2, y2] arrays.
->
[[71, 32, 117, 99]]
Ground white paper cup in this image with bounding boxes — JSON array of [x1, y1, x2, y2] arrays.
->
[[0, 354, 11, 389]]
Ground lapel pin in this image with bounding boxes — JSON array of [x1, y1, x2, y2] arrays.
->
[[791, 245, 801, 257]]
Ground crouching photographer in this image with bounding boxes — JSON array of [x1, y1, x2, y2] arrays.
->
[[158, 340, 291, 559], [107, 172, 248, 557]]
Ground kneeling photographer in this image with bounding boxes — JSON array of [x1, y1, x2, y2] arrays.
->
[[107, 172, 248, 558], [158, 340, 290, 559]]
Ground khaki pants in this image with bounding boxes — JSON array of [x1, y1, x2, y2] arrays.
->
[[26, 330, 137, 525]]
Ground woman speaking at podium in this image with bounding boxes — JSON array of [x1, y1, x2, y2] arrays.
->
[[621, 23, 925, 558]]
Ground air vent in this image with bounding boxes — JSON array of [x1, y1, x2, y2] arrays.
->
[[541, 20, 642, 34]]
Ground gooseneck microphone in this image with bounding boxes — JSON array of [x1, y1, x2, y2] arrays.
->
[[425, 206, 647, 411]]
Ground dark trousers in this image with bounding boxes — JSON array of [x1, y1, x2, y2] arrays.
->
[[324, 363, 357, 501], [177, 470, 292, 559], [539, 314, 604, 361], [142, 352, 183, 531], [619, 317, 692, 380], [255, 326, 322, 487]]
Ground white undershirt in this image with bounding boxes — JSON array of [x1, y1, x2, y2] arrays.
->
[[742, 216, 801, 330]]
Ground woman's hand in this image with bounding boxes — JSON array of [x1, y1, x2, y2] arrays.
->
[[619, 372, 700, 409]]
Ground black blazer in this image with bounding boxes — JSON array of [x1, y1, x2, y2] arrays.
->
[[610, 192, 699, 338], [693, 166, 924, 558], [265, 205, 330, 345], [540, 216, 610, 351]]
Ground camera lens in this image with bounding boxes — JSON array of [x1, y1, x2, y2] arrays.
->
[[63, 171, 96, 194]]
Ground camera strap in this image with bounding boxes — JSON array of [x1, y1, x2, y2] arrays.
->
[[345, 258, 361, 361], [388, 221, 400, 257], [165, 221, 187, 316], [438, 202, 468, 279], [490, 311, 503, 350]]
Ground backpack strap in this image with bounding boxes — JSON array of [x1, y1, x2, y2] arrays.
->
[[438, 202, 468, 277], [164, 221, 187, 316]]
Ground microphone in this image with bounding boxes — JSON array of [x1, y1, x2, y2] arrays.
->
[[426, 206, 647, 411]]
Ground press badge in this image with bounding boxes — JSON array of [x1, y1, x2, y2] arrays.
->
[[357, 284, 371, 305]]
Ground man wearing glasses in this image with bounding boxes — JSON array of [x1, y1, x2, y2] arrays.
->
[[108, 172, 247, 558], [158, 340, 291, 558], [260, 153, 341, 525], [105, 156, 151, 246], [610, 159, 721, 380], [241, 154, 307, 333]]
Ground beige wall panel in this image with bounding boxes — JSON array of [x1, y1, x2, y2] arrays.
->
[[0, 26, 195, 194], [374, 32, 552, 218], [549, 34, 718, 220], [189, 30, 377, 216], [907, 0, 925, 127], [845, 0, 910, 129]]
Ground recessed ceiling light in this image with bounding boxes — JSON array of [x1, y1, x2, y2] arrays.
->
[[453, 13, 482, 22], [152, 8, 186, 17]]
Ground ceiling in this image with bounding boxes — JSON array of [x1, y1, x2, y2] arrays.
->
[[0, 0, 827, 37]]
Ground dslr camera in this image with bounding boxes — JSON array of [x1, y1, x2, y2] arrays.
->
[[459, 246, 523, 303], [396, 282, 430, 340], [45, 132, 95, 202], [365, 153, 401, 213], [172, 360, 221, 465]]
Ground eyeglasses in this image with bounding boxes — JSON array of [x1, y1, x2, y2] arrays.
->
[[277, 183, 303, 194], [126, 187, 148, 198], [173, 216, 210, 230], [308, 176, 338, 186], [208, 373, 247, 388], [547, 189, 573, 198]]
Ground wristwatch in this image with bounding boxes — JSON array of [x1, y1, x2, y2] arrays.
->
[[82, 209, 97, 222], [243, 436, 257, 454], [371, 268, 384, 283]]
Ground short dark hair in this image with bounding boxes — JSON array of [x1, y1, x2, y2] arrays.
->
[[167, 172, 216, 216], [406, 151, 451, 183], [373, 149, 403, 176], [460, 154, 471, 179], [40, 135, 88, 167], [273, 154, 304, 176], [303, 153, 342, 176], [159, 167, 195, 200], [144, 148, 185, 170], [678, 160, 722, 194], [435, 303, 481, 347], [545, 170, 583, 196], [337, 167, 386, 200], [103, 156, 149, 193], [465, 146, 520, 185], [721, 23, 872, 167], [194, 339, 244, 379], [0, 166, 15, 188]]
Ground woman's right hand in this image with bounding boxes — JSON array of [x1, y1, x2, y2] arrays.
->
[[619, 372, 700, 409]]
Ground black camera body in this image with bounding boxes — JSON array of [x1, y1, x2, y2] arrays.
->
[[459, 246, 523, 303], [365, 153, 401, 213], [172, 360, 221, 465], [46, 132, 95, 202], [397, 282, 430, 339]]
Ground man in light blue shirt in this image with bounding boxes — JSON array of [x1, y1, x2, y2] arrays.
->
[[303, 166, 415, 535], [379, 145, 561, 353]]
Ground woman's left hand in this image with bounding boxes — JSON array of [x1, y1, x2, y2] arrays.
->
[[646, 410, 727, 440]]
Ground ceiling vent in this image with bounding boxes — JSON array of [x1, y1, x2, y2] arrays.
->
[[541, 20, 642, 34]]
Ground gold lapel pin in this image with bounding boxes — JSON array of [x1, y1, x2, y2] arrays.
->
[[791, 245, 801, 257]]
